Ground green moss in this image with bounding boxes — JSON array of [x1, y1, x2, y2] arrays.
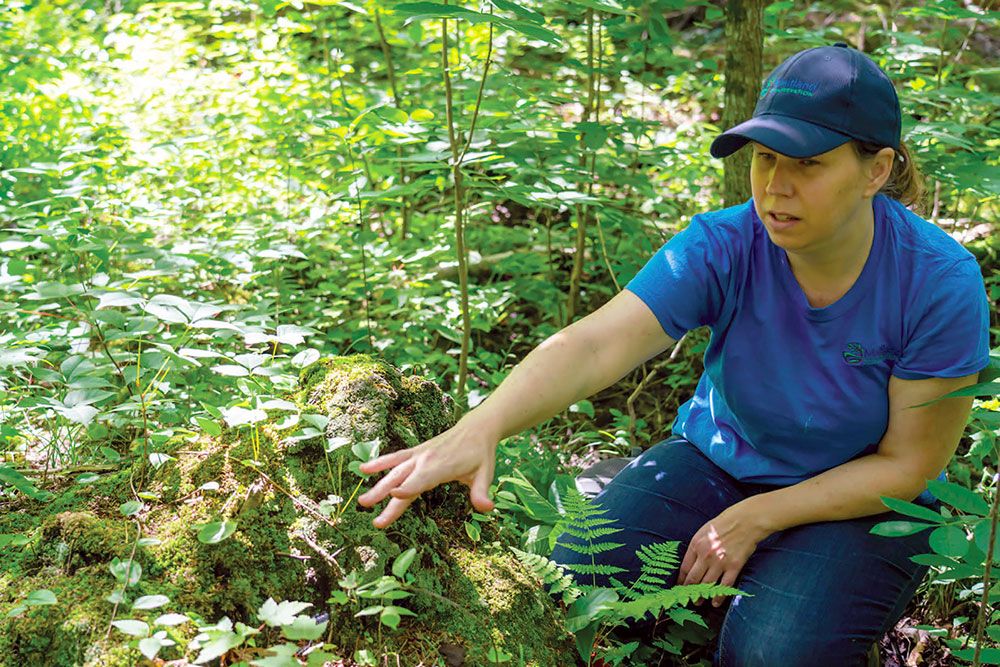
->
[[0, 354, 573, 666], [0, 564, 141, 667]]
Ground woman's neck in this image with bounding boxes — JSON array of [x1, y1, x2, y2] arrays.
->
[[785, 201, 875, 308]]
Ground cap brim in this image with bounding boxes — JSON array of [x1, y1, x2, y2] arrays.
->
[[710, 114, 852, 159]]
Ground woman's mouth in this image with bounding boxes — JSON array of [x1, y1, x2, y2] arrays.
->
[[767, 211, 801, 228]]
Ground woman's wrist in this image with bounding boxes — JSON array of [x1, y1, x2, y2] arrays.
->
[[455, 407, 506, 444]]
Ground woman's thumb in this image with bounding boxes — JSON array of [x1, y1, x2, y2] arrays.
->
[[470, 466, 495, 512]]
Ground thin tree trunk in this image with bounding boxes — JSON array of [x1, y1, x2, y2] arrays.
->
[[441, 16, 470, 410], [721, 0, 765, 208], [439, 11, 493, 411], [373, 9, 412, 240], [565, 8, 597, 325]]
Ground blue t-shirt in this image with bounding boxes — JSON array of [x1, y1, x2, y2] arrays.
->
[[626, 194, 990, 506]]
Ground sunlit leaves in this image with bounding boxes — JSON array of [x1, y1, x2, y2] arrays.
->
[[196, 520, 238, 544], [112, 619, 150, 637], [132, 594, 170, 610], [109, 557, 142, 587], [221, 406, 267, 427], [258, 598, 312, 627]]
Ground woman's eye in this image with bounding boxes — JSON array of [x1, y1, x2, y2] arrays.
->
[[800, 160, 819, 167], [755, 152, 775, 161]]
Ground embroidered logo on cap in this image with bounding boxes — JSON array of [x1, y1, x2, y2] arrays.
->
[[760, 77, 820, 99]]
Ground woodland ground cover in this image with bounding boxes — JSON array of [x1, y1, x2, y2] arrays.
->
[[1, 1, 998, 665]]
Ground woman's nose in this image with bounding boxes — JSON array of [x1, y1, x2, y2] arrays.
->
[[765, 165, 794, 197]]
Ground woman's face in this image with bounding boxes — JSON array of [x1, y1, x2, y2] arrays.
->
[[750, 141, 892, 256]]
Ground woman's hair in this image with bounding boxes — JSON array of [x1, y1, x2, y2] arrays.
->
[[851, 140, 926, 212]]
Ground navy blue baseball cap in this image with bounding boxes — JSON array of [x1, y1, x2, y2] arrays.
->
[[710, 43, 901, 159]]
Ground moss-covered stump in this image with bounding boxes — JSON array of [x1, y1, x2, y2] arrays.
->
[[0, 354, 575, 666]]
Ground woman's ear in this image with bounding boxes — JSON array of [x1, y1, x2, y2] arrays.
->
[[863, 147, 896, 196]]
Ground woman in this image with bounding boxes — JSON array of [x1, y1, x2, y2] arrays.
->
[[358, 44, 990, 665]]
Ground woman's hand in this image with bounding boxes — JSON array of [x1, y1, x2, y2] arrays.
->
[[356, 416, 499, 529], [678, 501, 773, 608]]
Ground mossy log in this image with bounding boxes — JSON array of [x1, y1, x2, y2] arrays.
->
[[0, 355, 575, 666]]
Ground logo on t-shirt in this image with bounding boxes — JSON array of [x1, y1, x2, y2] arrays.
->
[[843, 342, 901, 366]]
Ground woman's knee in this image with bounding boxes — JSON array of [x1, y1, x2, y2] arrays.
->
[[716, 608, 869, 667]]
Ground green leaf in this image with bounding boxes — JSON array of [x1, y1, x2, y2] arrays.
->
[[148, 452, 174, 469], [291, 348, 320, 368], [952, 647, 1000, 663], [194, 416, 222, 436], [132, 595, 170, 610], [25, 589, 57, 606], [221, 406, 267, 426], [251, 643, 301, 667], [0, 466, 52, 502], [120, 501, 143, 516], [154, 613, 190, 627], [566, 588, 618, 633], [281, 616, 327, 641], [464, 520, 481, 542], [927, 480, 990, 516], [5, 605, 26, 618], [109, 557, 142, 586], [326, 436, 350, 453], [60, 404, 98, 425], [112, 619, 150, 637], [974, 520, 1000, 560], [870, 520, 935, 537], [258, 598, 313, 627], [929, 525, 969, 558], [352, 438, 380, 462], [197, 520, 238, 544], [489, 0, 545, 24], [392, 548, 418, 579], [938, 381, 1000, 399], [380, 606, 401, 629], [138, 632, 175, 661], [0, 534, 31, 547], [880, 496, 945, 523], [99, 446, 121, 463]]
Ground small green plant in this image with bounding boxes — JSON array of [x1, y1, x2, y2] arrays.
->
[[511, 485, 741, 664]]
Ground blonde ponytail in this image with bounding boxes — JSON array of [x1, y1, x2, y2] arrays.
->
[[852, 140, 927, 213]]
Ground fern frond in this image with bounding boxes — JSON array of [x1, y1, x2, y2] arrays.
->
[[549, 486, 628, 588], [565, 563, 629, 577], [615, 583, 742, 622], [510, 547, 582, 604], [556, 540, 626, 556]]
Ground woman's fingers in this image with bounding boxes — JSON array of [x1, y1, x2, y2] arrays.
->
[[713, 569, 739, 608], [682, 558, 708, 587], [358, 448, 416, 475], [372, 495, 415, 529], [388, 465, 437, 500], [357, 458, 416, 508]]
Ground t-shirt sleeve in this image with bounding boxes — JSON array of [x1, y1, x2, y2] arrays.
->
[[624, 214, 738, 340], [892, 257, 991, 380]]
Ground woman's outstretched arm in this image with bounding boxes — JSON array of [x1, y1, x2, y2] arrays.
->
[[357, 289, 677, 528]]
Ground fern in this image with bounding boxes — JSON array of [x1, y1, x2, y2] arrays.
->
[[615, 581, 743, 623], [513, 482, 749, 662], [511, 547, 581, 605], [624, 541, 681, 598], [551, 486, 627, 588], [615, 541, 743, 623]]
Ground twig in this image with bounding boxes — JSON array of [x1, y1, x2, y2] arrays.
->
[[971, 465, 1000, 666]]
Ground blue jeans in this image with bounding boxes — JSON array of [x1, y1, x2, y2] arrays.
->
[[549, 437, 938, 666]]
